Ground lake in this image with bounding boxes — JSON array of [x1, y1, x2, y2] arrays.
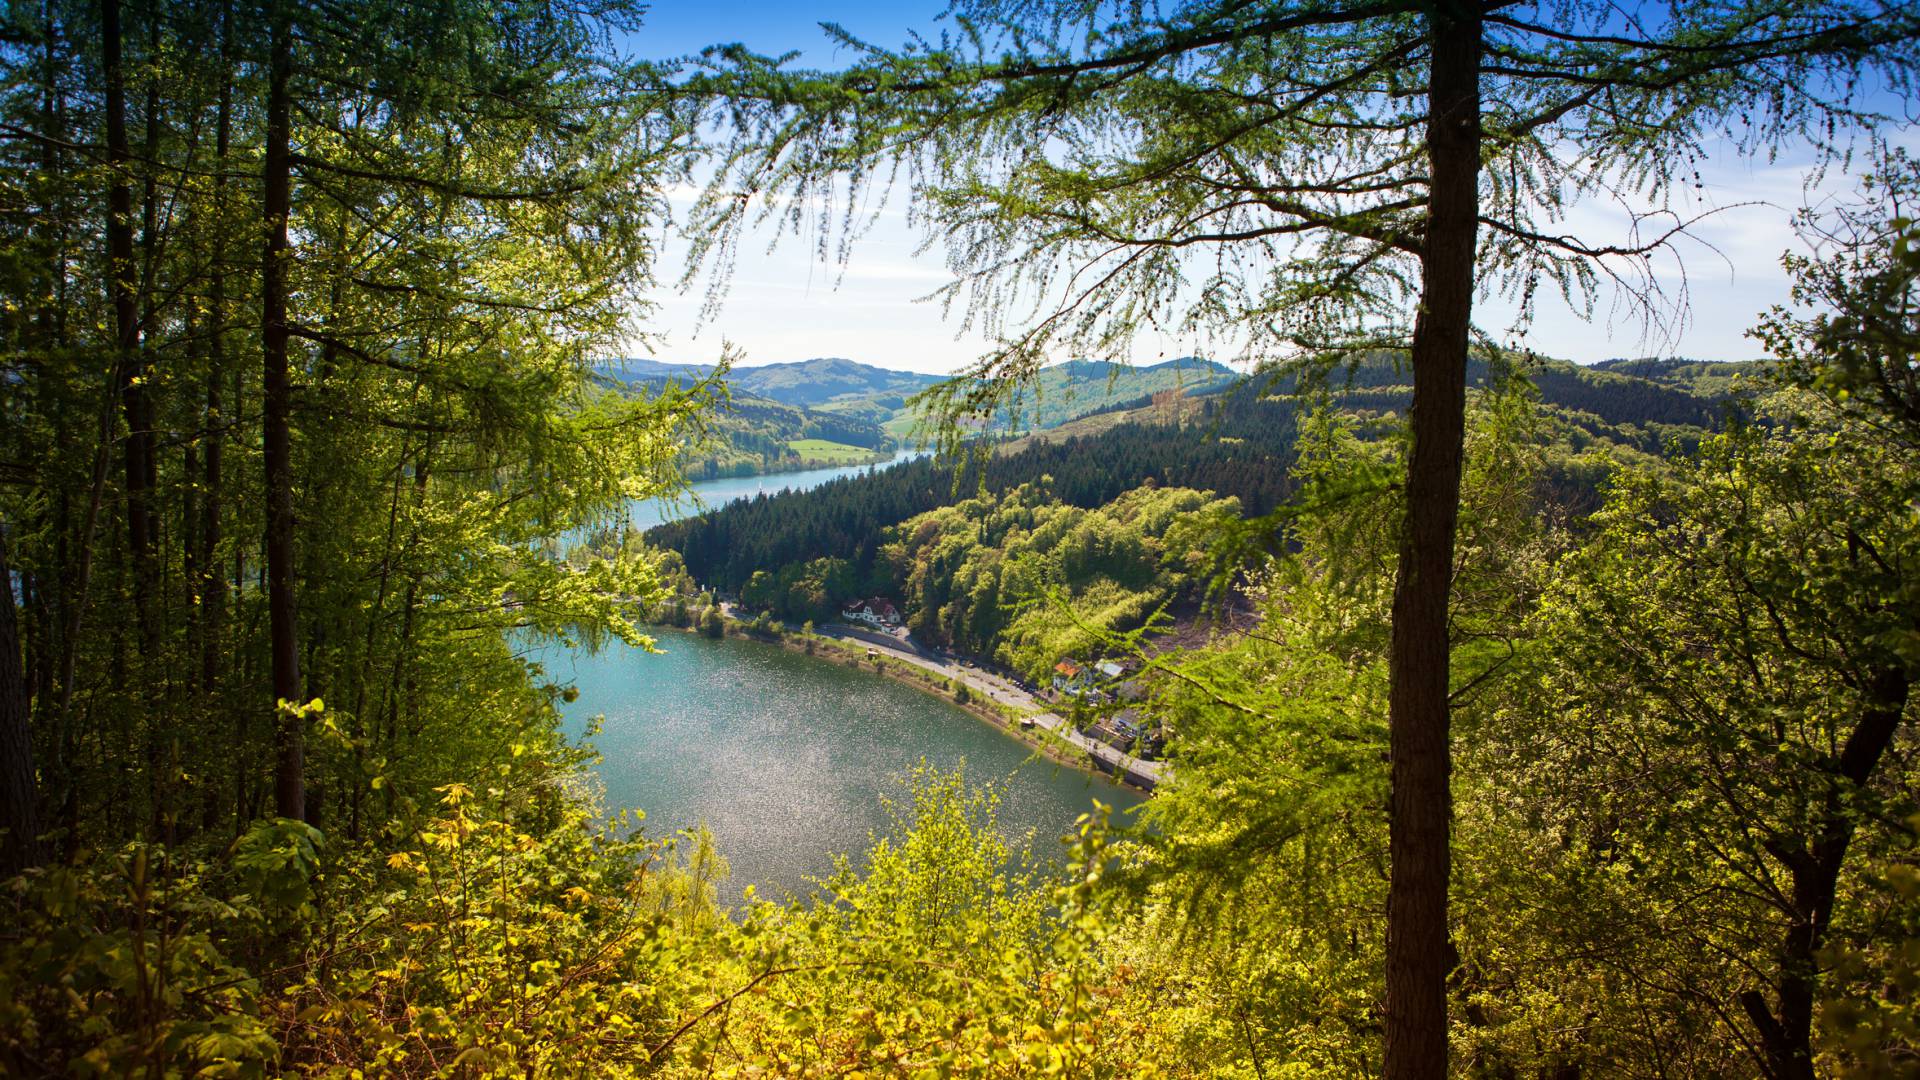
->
[[628, 452, 927, 532], [544, 455, 1143, 900], [544, 632, 1142, 900]]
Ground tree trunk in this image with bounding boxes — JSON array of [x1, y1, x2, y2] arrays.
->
[[1746, 667, 1911, 1080], [100, 0, 156, 649], [202, 0, 232, 699], [136, 8, 161, 553], [1383, 6, 1481, 1080], [263, 3, 303, 822], [0, 533, 44, 876]]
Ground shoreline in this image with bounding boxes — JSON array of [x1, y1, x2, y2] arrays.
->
[[680, 447, 897, 484], [670, 619, 1160, 796]]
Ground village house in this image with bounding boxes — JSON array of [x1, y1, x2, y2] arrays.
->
[[1054, 657, 1134, 701], [842, 596, 902, 629], [1052, 659, 1096, 697]]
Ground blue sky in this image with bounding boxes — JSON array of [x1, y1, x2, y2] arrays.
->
[[626, 0, 946, 63], [622, 3, 1916, 375]]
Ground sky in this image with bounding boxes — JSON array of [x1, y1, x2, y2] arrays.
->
[[619, 2, 1917, 376]]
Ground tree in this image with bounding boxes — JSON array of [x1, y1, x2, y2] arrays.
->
[[690, 3, 1917, 1071], [1761, 149, 1920, 448], [1485, 405, 1914, 1078], [1451, 172, 1919, 1076], [0, 528, 39, 874], [0, 0, 695, 852], [261, 0, 301, 821]]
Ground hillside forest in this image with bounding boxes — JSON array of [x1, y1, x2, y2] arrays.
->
[[1, 2, 1919, 1079]]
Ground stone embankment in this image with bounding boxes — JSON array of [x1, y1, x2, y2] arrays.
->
[[698, 602, 1164, 792], [812, 622, 1166, 793]]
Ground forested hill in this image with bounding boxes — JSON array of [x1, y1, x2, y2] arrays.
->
[[1287, 352, 1742, 441], [649, 353, 1752, 596], [999, 356, 1240, 429], [600, 351, 1729, 467], [603, 356, 1249, 440], [646, 390, 1305, 594], [732, 357, 945, 406]]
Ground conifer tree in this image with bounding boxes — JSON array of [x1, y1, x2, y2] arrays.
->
[[688, 3, 1919, 1071]]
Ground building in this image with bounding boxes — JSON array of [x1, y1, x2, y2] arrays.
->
[[843, 596, 903, 629], [1052, 659, 1099, 697]]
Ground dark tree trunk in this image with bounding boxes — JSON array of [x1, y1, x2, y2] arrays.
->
[[0, 535, 44, 876], [136, 7, 169, 841], [1745, 667, 1911, 1080], [262, 4, 303, 822], [202, 0, 232, 699], [1383, 6, 1481, 1080], [100, 0, 156, 648], [182, 437, 198, 622], [382, 442, 430, 820], [202, 352, 225, 691]]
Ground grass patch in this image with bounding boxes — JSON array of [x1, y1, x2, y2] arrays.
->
[[786, 437, 880, 462]]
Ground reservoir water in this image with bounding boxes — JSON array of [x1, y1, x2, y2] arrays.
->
[[627, 452, 926, 532], [548, 453, 1144, 900]]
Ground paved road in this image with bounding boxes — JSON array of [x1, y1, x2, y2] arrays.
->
[[814, 622, 1167, 791]]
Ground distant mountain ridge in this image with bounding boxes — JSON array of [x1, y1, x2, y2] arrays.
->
[[600, 355, 1246, 441], [601, 353, 1756, 457], [1046, 356, 1235, 380], [730, 357, 945, 407], [592, 361, 899, 480], [603, 355, 1233, 398], [599, 357, 942, 407]]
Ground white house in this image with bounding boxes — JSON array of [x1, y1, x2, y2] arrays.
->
[[843, 596, 903, 629]]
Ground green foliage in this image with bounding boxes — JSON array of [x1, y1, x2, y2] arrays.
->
[[285, 779, 730, 1077], [1758, 149, 1920, 451], [0, 0, 703, 860], [1088, 392, 1550, 1074], [230, 818, 324, 919], [882, 482, 1236, 680], [669, 767, 1153, 1077], [1455, 392, 1920, 1075], [0, 851, 279, 1077], [1819, 813, 1920, 1078]]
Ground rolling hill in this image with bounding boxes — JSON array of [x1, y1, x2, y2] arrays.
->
[[648, 350, 1761, 601], [997, 356, 1239, 430], [601, 355, 1248, 463], [598, 357, 942, 406], [605, 351, 1751, 484], [595, 365, 899, 480]]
